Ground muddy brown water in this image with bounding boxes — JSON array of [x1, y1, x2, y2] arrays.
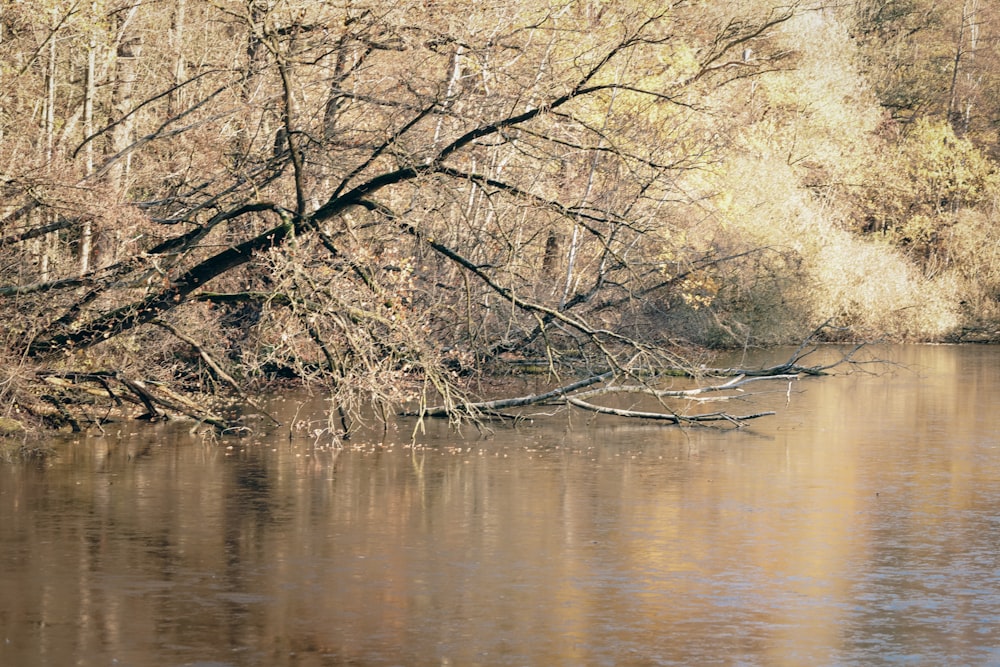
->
[[2, 345, 999, 666]]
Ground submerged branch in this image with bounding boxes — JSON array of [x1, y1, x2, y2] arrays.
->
[[566, 397, 775, 425], [573, 373, 801, 401], [410, 371, 614, 418], [411, 364, 803, 427], [38, 371, 236, 431]]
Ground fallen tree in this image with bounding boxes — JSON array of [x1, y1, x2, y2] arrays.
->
[[8, 326, 867, 436], [409, 339, 867, 429], [411, 370, 788, 426], [36, 371, 240, 433]]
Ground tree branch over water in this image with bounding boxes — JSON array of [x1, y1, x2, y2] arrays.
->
[[412, 340, 864, 428], [3, 0, 889, 437]]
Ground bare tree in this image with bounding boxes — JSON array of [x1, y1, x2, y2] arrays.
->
[[1, 1, 813, 433]]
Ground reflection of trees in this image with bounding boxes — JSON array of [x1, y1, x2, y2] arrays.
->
[[4, 349, 1000, 664]]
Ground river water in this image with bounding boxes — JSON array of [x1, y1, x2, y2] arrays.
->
[[1, 345, 999, 666]]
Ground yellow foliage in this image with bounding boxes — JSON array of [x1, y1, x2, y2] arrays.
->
[[899, 119, 998, 213], [857, 117, 999, 263], [745, 10, 882, 178], [682, 150, 961, 342], [679, 272, 720, 310]]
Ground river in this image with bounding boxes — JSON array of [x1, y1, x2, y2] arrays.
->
[[1, 345, 999, 666]]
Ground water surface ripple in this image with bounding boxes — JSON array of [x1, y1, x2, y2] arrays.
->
[[2, 345, 999, 666]]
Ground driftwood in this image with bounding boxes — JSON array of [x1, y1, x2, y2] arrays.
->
[[565, 397, 776, 425], [408, 372, 614, 418], [38, 371, 239, 432], [410, 372, 794, 427], [410, 342, 863, 428]]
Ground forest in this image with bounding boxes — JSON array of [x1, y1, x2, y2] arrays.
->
[[1, 0, 998, 437]]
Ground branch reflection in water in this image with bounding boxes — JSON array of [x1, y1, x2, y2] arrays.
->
[[1, 345, 999, 665]]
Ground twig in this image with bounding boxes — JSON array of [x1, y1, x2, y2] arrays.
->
[[152, 318, 281, 425]]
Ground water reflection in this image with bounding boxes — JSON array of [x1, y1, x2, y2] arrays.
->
[[1, 345, 999, 665]]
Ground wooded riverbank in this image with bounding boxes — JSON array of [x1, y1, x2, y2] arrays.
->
[[2, 1, 999, 438]]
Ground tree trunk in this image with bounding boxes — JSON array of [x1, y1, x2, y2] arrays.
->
[[947, 0, 981, 136], [80, 1, 98, 275], [108, 33, 142, 192], [169, 0, 186, 117], [39, 5, 59, 283]]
